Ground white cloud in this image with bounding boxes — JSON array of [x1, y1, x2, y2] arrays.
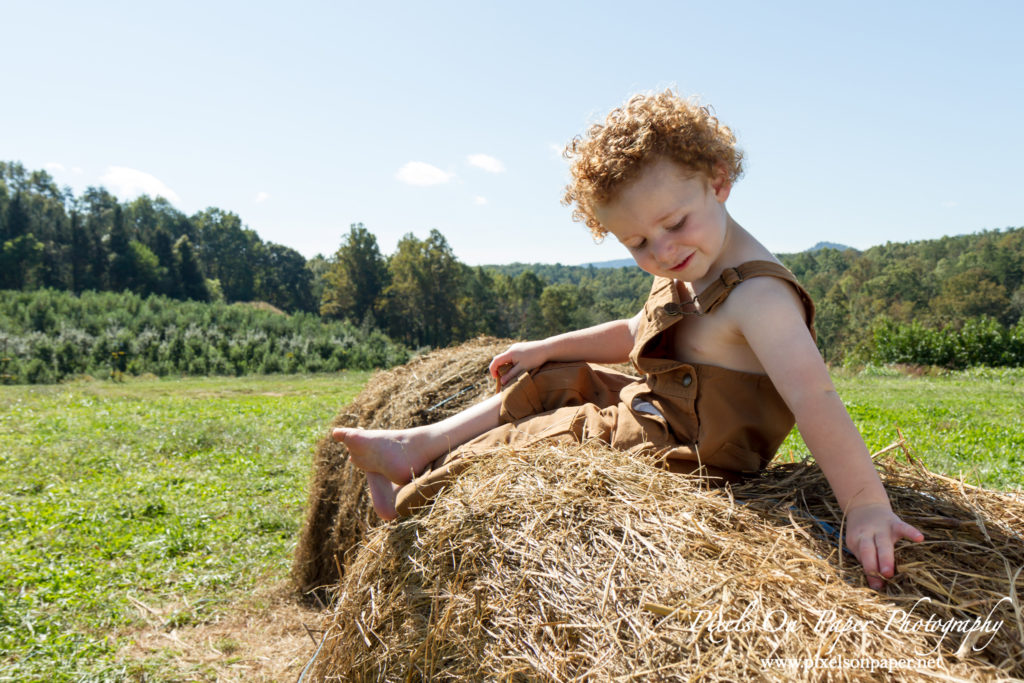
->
[[474, 196, 487, 205], [940, 201, 958, 208], [44, 162, 65, 173], [72, 167, 84, 175], [467, 154, 505, 173], [100, 166, 180, 202], [396, 161, 453, 186], [255, 191, 271, 203]]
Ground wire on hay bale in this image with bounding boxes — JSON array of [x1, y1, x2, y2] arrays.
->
[[296, 341, 1024, 680]]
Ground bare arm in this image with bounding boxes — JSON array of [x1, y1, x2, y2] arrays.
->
[[489, 312, 642, 386], [736, 279, 923, 589]]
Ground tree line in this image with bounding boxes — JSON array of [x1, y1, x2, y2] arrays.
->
[[1, 162, 315, 312], [3, 159, 1023, 377], [315, 223, 1024, 369], [779, 228, 1024, 365], [0, 160, 644, 347], [317, 224, 651, 349]]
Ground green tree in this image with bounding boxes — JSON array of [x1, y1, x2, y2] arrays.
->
[[383, 229, 465, 347], [127, 240, 162, 295], [80, 186, 119, 289], [321, 223, 388, 322], [539, 283, 582, 336], [4, 191, 30, 241], [457, 266, 502, 338], [151, 229, 180, 297], [256, 242, 316, 312], [174, 235, 209, 301], [305, 254, 331, 313], [929, 268, 1011, 325], [69, 211, 89, 293], [107, 204, 134, 291], [0, 234, 44, 289], [501, 270, 545, 339], [193, 208, 258, 302]]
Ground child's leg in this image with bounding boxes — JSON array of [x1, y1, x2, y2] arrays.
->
[[333, 393, 504, 519]]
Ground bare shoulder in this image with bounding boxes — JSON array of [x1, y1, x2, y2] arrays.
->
[[716, 274, 809, 331], [726, 274, 827, 397]]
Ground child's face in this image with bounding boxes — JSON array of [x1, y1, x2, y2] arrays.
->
[[594, 157, 732, 283]]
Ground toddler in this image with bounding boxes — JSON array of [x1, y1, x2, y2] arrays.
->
[[334, 91, 923, 590]]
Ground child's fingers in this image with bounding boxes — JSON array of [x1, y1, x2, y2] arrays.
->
[[489, 353, 512, 377], [492, 361, 518, 393], [874, 535, 896, 579], [498, 362, 518, 385], [895, 521, 925, 543], [851, 535, 883, 590]]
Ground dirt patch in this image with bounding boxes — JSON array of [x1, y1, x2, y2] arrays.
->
[[233, 301, 289, 316], [118, 581, 322, 681]]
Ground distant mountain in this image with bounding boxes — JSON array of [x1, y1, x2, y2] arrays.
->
[[577, 244, 857, 268], [807, 241, 857, 253], [575, 258, 638, 269]]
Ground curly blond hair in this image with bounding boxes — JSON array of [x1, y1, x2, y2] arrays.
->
[[562, 90, 744, 239]]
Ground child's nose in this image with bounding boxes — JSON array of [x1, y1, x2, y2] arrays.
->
[[654, 237, 677, 266]]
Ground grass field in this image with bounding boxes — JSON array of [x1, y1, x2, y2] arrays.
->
[[1, 367, 1021, 680], [0, 372, 369, 682], [783, 366, 1024, 490]]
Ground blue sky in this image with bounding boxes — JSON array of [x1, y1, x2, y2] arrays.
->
[[3, 1, 1022, 266]]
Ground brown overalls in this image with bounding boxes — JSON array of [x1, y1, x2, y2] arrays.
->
[[394, 260, 816, 516]]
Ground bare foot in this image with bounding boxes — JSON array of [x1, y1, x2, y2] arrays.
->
[[365, 472, 398, 520], [332, 427, 430, 485]]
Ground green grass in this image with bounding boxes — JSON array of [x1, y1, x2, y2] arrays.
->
[[0, 372, 368, 682], [777, 366, 1024, 491], [1, 368, 1021, 680]]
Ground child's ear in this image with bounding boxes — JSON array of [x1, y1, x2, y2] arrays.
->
[[711, 165, 732, 203]]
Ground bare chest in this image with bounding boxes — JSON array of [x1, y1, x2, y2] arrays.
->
[[666, 297, 766, 374]]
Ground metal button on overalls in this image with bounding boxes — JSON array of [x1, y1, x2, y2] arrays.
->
[[681, 373, 693, 387]]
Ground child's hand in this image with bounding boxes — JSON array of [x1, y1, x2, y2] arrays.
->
[[489, 341, 550, 387], [844, 502, 924, 590]]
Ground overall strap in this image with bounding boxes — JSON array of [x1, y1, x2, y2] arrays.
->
[[632, 260, 816, 371], [690, 259, 816, 340], [695, 260, 801, 315]]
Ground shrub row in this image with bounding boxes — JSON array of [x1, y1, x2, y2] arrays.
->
[[870, 316, 1024, 369], [0, 289, 408, 384]]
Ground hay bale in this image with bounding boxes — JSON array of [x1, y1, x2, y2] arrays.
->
[[306, 442, 1023, 681], [292, 337, 513, 599]]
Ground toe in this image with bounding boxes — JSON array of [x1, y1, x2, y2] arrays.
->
[[366, 472, 398, 520]]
